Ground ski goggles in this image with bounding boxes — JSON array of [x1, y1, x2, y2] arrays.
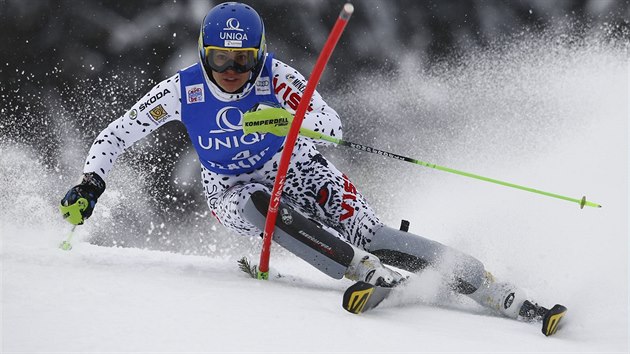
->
[[203, 46, 259, 73]]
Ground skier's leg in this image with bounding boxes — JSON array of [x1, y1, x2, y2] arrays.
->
[[466, 271, 531, 319], [368, 225, 486, 293], [235, 183, 402, 286], [200, 165, 261, 237], [468, 271, 564, 328], [202, 139, 380, 250], [368, 225, 533, 319], [278, 141, 382, 250], [206, 171, 403, 285]]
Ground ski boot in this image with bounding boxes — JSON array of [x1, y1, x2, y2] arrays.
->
[[518, 300, 568, 336], [345, 253, 405, 288], [342, 252, 407, 314]]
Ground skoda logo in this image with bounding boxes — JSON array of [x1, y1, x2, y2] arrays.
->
[[209, 106, 243, 133], [223, 18, 243, 31]]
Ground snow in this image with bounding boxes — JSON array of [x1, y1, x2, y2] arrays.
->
[[2, 28, 628, 354], [2, 205, 627, 353]]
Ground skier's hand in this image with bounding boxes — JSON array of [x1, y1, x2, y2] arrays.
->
[[60, 172, 106, 225], [243, 103, 293, 136]]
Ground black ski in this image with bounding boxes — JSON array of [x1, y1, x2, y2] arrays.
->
[[342, 281, 396, 314]]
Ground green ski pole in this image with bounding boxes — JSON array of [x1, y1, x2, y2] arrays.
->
[[242, 109, 601, 208], [298, 128, 602, 209], [59, 197, 88, 250], [59, 225, 77, 251]]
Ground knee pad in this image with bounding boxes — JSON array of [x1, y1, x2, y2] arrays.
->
[[242, 190, 357, 279]]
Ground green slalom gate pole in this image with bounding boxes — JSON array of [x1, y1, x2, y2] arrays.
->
[[298, 128, 602, 209]]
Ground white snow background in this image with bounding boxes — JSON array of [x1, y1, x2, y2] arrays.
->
[[2, 24, 628, 354]]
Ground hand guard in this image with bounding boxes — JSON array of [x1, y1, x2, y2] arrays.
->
[[60, 172, 106, 225], [243, 102, 294, 136]]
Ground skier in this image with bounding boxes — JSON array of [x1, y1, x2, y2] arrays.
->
[[60, 2, 565, 334]]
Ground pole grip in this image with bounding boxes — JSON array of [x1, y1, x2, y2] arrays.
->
[[257, 4, 354, 277]]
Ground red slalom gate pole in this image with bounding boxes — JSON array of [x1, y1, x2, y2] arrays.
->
[[257, 3, 354, 279]]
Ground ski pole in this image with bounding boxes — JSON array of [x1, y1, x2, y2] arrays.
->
[[298, 128, 602, 209], [59, 196, 88, 250], [257, 3, 355, 280], [59, 225, 77, 251]]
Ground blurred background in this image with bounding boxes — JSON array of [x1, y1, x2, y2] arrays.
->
[[1, 0, 628, 255]]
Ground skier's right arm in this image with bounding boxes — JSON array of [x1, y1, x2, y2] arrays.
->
[[60, 74, 181, 225]]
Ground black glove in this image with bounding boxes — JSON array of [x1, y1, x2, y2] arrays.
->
[[60, 172, 106, 225]]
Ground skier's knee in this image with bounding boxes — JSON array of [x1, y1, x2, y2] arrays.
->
[[215, 182, 269, 216], [369, 225, 487, 293], [238, 186, 272, 231], [209, 182, 271, 238], [223, 182, 269, 204], [445, 252, 486, 294]]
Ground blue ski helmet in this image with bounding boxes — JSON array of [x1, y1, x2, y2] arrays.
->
[[199, 2, 266, 79]]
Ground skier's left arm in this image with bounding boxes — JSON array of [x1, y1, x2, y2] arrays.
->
[[271, 59, 342, 144]]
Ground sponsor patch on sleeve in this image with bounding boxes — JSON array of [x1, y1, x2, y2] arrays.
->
[[186, 84, 205, 104], [148, 104, 170, 123], [287, 74, 307, 93]]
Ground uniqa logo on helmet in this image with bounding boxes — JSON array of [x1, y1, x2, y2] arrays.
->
[[201, 3, 265, 54], [219, 18, 249, 47], [223, 18, 244, 32]]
